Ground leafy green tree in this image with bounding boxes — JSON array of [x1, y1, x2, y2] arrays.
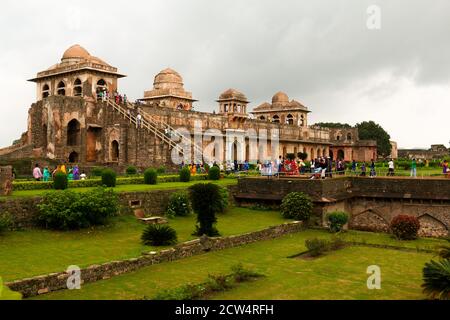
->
[[189, 183, 222, 237], [356, 121, 391, 157]]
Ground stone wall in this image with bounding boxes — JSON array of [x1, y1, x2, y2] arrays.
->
[[0, 166, 13, 196], [6, 221, 304, 298], [233, 177, 450, 237]]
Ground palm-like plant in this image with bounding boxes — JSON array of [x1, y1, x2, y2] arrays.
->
[[437, 239, 450, 260], [422, 259, 450, 300]]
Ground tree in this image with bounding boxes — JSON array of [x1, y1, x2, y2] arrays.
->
[[356, 121, 391, 157], [189, 183, 222, 237]]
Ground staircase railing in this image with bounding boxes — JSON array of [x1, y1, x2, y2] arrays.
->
[[106, 99, 185, 156]]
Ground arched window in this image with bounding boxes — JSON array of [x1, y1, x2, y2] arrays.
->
[[300, 115, 305, 127], [317, 148, 321, 158], [111, 140, 119, 162], [42, 84, 50, 99], [336, 135, 341, 141], [272, 115, 280, 123], [74, 79, 82, 97], [67, 119, 81, 146], [310, 148, 315, 160], [287, 114, 294, 125], [338, 149, 345, 160], [57, 81, 66, 96], [347, 133, 352, 141], [259, 116, 266, 121], [69, 151, 79, 163], [96, 79, 107, 93]]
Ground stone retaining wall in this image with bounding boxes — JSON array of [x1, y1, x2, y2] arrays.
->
[[6, 221, 303, 298]]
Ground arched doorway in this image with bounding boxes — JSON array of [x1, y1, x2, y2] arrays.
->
[[337, 149, 345, 160], [111, 140, 119, 162], [310, 148, 315, 160], [287, 114, 294, 125], [67, 119, 81, 146], [74, 79, 82, 97], [42, 84, 50, 99], [57, 81, 66, 96], [69, 151, 79, 163], [96, 79, 107, 94], [329, 150, 334, 161]]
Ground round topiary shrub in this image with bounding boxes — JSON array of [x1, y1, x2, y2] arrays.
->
[[53, 171, 68, 190], [157, 166, 166, 174], [141, 224, 178, 246], [90, 167, 104, 177], [180, 167, 191, 182], [101, 169, 117, 188], [144, 168, 158, 185], [280, 192, 313, 221], [327, 211, 349, 233], [126, 166, 138, 175], [166, 191, 192, 218], [390, 215, 420, 240], [208, 166, 221, 181]]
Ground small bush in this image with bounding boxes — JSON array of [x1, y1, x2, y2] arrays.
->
[[327, 211, 349, 233], [53, 172, 68, 190], [231, 264, 263, 283], [208, 166, 221, 181], [144, 168, 158, 185], [126, 166, 138, 175], [189, 183, 222, 237], [37, 187, 119, 230], [157, 166, 166, 174], [437, 240, 450, 260], [207, 274, 233, 292], [280, 192, 313, 221], [101, 169, 117, 188], [90, 167, 104, 177], [215, 186, 229, 214], [153, 284, 204, 300], [166, 192, 192, 218], [179, 167, 191, 182], [305, 238, 330, 257], [390, 215, 420, 240], [0, 213, 12, 234], [422, 259, 450, 300], [141, 224, 178, 246]]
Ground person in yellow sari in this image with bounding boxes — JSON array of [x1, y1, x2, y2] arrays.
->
[[190, 164, 196, 176]]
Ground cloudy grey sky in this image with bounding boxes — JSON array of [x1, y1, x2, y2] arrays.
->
[[1, 0, 449, 149]]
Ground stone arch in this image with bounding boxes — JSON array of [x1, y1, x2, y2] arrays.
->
[[350, 209, 389, 233], [110, 140, 119, 162], [300, 115, 305, 127], [67, 119, 81, 146], [337, 149, 345, 160], [96, 79, 107, 94], [68, 151, 79, 163], [57, 81, 66, 96], [347, 132, 352, 141], [286, 114, 294, 125], [259, 116, 266, 121], [74, 78, 82, 97], [272, 115, 280, 123], [418, 213, 448, 238], [42, 84, 50, 99], [310, 148, 315, 160]]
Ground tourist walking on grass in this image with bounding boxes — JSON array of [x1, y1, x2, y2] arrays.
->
[[33, 164, 43, 181], [410, 158, 417, 177], [388, 159, 395, 176]]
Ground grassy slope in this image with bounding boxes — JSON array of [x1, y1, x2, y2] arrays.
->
[[0, 207, 286, 282], [33, 229, 447, 300]]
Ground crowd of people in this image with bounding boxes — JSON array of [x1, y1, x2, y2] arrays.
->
[[33, 163, 87, 182]]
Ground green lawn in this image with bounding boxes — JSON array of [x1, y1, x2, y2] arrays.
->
[[33, 229, 446, 300], [0, 207, 286, 282], [0, 179, 238, 200]]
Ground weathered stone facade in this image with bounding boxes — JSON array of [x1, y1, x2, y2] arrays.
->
[[0, 45, 377, 170], [6, 221, 304, 298], [232, 177, 450, 238], [0, 166, 13, 196]]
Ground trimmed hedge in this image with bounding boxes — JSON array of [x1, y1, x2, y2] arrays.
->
[[53, 172, 68, 190], [144, 169, 158, 185], [12, 174, 209, 191], [208, 166, 221, 180], [101, 169, 117, 188], [179, 167, 191, 182]]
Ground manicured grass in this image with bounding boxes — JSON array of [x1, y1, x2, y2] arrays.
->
[[0, 179, 238, 200], [0, 207, 286, 282], [33, 229, 447, 300]]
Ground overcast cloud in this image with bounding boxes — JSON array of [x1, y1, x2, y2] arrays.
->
[[0, 0, 449, 149]]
